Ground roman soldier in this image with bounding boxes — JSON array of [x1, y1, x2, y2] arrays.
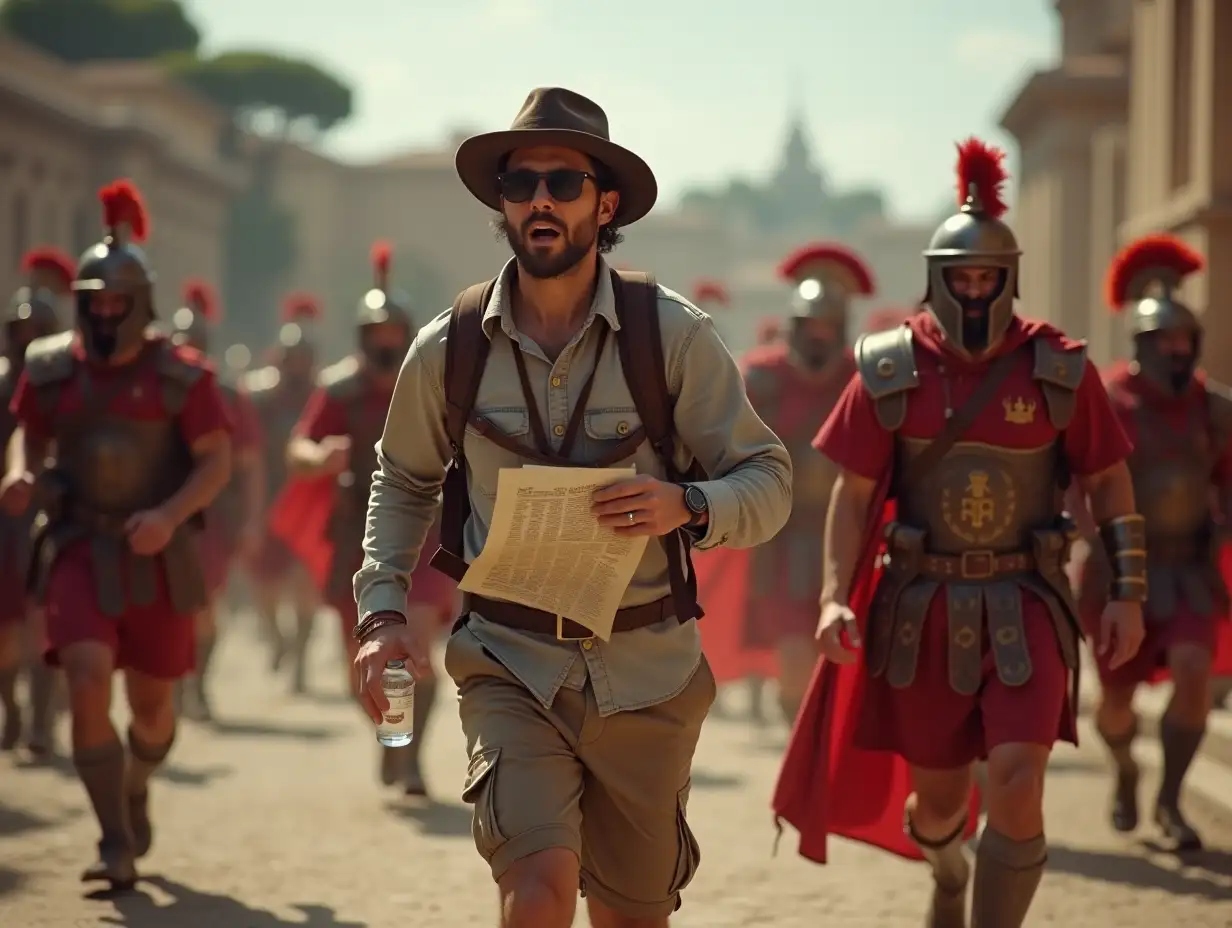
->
[[270, 241, 457, 795], [243, 293, 322, 692], [756, 318, 783, 346], [0, 246, 68, 756], [1, 179, 232, 888], [168, 279, 265, 721], [1073, 234, 1232, 850], [772, 139, 1145, 928]]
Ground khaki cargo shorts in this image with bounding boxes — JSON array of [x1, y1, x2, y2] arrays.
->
[[443, 624, 716, 919]]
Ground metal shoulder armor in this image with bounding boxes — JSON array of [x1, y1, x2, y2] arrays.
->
[[854, 325, 918, 431], [1031, 338, 1087, 430], [319, 355, 363, 401], [23, 331, 76, 387]]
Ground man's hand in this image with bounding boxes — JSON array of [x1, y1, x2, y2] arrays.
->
[[319, 436, 352, 476], [592, 474, 689, 537], [1099, 599, 1145, 670], [0, 470, 34, 515], [126, 508, 177, 555], [353, 610, 434, 724], [815, 600, 861, 665]]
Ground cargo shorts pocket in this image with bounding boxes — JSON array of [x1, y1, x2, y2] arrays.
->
[[461, 746, 507, 860], [669, 781, 702, 900]]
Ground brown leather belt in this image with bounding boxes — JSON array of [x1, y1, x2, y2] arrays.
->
[[916, 549, 1036, 582], [462, 593, 676, 640]]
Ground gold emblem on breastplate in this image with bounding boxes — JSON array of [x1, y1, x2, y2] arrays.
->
[[941, 467, 1016, 545], [1003, 397, 1035, 424]]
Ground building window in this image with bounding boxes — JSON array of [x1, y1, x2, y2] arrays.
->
[[1171, 0, 1194, 190], [11, 193, 28, 268]]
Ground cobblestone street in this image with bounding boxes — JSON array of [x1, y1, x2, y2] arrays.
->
[[2, 617, 1231, 927]]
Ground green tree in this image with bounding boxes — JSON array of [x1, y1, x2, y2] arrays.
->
[[0, 0, 199, 62], [169, 51, 352, 139], [167, 51, 354, 346]]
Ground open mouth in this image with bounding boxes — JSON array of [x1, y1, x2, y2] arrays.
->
[[528, 223, 561, 243]]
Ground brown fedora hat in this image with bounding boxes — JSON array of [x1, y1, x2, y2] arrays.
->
[[455, 87, 658, 225]]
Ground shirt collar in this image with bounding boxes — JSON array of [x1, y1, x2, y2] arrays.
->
[[481, 256, 621, 340]]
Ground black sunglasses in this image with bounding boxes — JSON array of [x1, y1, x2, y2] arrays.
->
[[497, 169, 596, 204]]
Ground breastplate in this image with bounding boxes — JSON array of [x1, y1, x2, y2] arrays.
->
[[60, 415, 190, 514], [894, 438, 1063, 555], [1128, 407, 1212, 541]]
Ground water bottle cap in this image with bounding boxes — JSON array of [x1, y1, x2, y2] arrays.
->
[[386, 659, 406, 669]]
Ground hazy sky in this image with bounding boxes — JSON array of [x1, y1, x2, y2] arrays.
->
[[182, 0, 1057, 221]]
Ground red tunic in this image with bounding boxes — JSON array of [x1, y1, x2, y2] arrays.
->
[[1080, 363, 1232, 684], [772, 313, 1132, 862], [695, 343, 854, 684], [10, 338, 232, 678], [268, 382, 456, 628]]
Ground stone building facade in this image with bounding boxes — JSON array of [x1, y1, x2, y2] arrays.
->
[[1001, 0, 1232, 376], [0, 36, 245, 326]]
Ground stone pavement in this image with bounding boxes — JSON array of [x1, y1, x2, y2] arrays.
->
[[2, 618, 1231, 927]]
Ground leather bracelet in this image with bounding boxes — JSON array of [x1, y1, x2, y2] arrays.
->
[[1099, 514, 1147, 603], [352, 611, 407, 642]]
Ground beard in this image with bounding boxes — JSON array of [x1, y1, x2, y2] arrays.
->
[[794, 336, 837, 371], [957, 296, 992, 352], [1166, 354, 1196, 392], [498, 211, 597, 280], [83, 316, 122, 359], [366, 345, 404, 373]]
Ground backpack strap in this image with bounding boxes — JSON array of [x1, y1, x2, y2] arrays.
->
[[610, 268, 703, 623], [430, 279, 497, 582]]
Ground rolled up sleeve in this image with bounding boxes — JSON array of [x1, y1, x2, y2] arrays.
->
[[354, 325, 452, 618], [671, 315, 793, 550]]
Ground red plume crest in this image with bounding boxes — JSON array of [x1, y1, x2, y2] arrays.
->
[[281, 291, 320, 322], [98, 179, 149, 243], [182, 279, 220, 322], [776, 242, 876, 295], [955, 138, 1009, 219], [691, 279, 729, 306], [371, 240, 392, 289], [20, 247, 75, 290], [1104, 234, 1205, 310]]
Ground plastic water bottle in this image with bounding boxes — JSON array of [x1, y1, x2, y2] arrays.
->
[[377, 660, 415, 747]]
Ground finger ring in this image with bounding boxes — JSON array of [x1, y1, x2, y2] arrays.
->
[[627, 511, 636, 523]]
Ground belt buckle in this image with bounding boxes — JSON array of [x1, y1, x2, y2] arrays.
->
[[555, 614, 593, 642], [959, 550, 995, 580]]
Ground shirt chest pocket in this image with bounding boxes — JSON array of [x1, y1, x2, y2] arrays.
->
[[464, 407, 530, 498], [582, 407, 645, 466]]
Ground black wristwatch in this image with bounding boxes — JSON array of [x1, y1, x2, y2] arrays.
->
[[682, 484, 709, 527]]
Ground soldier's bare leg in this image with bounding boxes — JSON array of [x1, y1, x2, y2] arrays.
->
[[0, 623, 21, 749], [24, 607, 58, 756], [1093, 682, 1140, 831], [251, 578, 288, 671], [775, 635, 818, 725], [971, 742, 1049, 928], [907, 764, 973, 928], [289, 572, 318, 695], [60, 640, 136, 888], [122, 669, 177, 860], [1155, 642, 1211, 849], [180, 604, 218, 722]]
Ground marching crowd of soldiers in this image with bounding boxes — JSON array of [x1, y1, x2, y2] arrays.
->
[[1, 85, 1229, 928]]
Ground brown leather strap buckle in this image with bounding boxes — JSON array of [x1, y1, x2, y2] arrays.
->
[[555, 613, 593, 642], [959, 550, 996, 580]]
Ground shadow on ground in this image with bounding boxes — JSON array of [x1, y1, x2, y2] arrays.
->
[[1048, 843, 1232, 901], [205, 718, 342, 742], [387, 798, 472, 838], [0, 865, 27, 899], [0, 796, 82, 838], [99, 875, 368, 927]]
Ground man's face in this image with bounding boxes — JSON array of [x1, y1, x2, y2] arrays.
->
[[281, 344, 315, 382], [82, 290, 133, 358], [361, 321, 411, 376], [942, 265, 1004, 351], [791, 315, 840, 370], [498, 146, 619, 280], [1145, 326, 1199, 391]]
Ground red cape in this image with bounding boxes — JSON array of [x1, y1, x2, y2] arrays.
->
[[695, 547, 777, 683], [268, 474, 335, 592]]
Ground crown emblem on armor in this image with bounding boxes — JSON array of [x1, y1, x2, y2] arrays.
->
[[1003, 397, 1036, 424]]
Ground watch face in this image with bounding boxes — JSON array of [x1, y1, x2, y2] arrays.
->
[[685, 485, 707, 513]]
